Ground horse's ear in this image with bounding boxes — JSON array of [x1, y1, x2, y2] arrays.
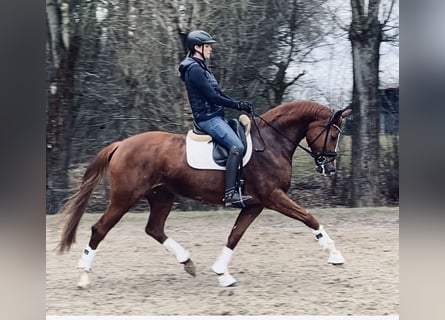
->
[[332, 108, 352, 124], [341, 108, 352, 119]]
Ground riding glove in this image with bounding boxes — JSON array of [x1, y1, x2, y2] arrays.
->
[[236, 101, 253, 113]]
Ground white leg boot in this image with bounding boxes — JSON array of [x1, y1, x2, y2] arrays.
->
[[313, 225, 345, 265], [77, 245, 97, 288], [212, 246, 237, 287], [162, 238, 190, 263]]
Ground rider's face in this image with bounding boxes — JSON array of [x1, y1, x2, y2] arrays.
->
[[194, 44, 213, 59], [202, 44, 212, 59]]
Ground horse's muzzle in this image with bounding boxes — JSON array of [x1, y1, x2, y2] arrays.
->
[[316, 162, 336, 176], [314, 152, 337, 176]]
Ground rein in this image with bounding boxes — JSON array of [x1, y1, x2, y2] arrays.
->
[[249, 108, 341, 164]]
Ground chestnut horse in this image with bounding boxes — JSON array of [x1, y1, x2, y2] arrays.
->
[[58, 101, 351, 288]]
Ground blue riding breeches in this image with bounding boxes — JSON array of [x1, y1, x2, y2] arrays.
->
[[197, 116, 245, 154]]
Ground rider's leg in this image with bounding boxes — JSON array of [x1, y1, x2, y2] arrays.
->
[[224, 146, 251, 208], [196, 117, 251, 207]]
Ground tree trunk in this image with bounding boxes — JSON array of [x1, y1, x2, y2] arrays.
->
[[46, 58, 76, 214], [349, 0, 382, 207], [46, 0, 78, 214]]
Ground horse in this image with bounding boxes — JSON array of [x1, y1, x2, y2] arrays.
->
[[57, 100, 351, 288]]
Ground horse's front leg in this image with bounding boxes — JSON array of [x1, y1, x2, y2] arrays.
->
[[266, 189, 345, 265], [212, 204, 264, 287]]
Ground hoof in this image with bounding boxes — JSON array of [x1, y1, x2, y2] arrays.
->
[[182, 259, 196, 277], [77, 270, 90, 289], [216, 272, 237, 287], [328, 249, 345, 265]]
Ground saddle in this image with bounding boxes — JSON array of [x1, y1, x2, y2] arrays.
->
[[188, 115, 251, 166]]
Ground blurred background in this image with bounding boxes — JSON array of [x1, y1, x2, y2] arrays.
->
[[46, 0, 399, 214]]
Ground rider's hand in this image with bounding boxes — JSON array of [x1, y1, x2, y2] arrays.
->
[[236, 101, 253, 113]]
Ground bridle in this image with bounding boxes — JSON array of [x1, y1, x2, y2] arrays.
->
[[305, 113, 342, 174], [250, 108, 342, 172]]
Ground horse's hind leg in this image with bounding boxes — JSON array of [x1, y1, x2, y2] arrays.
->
[[77, 198, 135, 288], [265, 189, 345, 265], [145, 188, 196, 277]]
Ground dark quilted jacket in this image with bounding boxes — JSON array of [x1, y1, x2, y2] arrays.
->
[[179, 57, 238, 122]]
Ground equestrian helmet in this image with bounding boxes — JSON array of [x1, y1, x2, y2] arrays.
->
[[186, 30, 216, 52]]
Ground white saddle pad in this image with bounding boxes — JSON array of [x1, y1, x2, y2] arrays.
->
[[186, 131, 253, 170]]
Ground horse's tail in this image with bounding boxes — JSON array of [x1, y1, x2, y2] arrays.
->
[[57, 141, 120, 254]]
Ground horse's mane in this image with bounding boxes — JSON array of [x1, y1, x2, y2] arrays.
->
[[262, 101, 332, 123]]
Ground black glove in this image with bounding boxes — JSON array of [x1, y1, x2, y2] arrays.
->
[[236, 101, 253, 113]]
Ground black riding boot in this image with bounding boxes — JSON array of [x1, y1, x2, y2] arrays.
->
[[224, 147, 252, 208]]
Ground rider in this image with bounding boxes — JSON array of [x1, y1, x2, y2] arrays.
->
[[178, 30, 252, 208]]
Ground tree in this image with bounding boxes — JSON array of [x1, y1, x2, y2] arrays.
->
[[348, 0, 398, 206], [45, 1, 398, 212], [179, 0, 331, 113], [263, 0, 331, 106], [46, 0, 86, 214]]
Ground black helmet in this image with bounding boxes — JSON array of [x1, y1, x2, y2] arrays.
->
[[186, 30, 216, 52]]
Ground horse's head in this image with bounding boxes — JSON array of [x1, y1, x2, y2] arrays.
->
[[306, 108, 352, 176]]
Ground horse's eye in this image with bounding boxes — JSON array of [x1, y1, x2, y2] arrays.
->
[[330, 135, 337, 141]]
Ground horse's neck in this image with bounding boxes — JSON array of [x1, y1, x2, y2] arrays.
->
[[261, 113, 309, 159], [261, 103, 326, 158], [279, 118, 308, 153]]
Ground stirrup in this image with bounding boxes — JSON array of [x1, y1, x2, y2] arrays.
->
[[224, 191, 252, 208]]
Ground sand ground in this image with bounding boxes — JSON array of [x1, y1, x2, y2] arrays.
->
[[46, 207, 399, 316]]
